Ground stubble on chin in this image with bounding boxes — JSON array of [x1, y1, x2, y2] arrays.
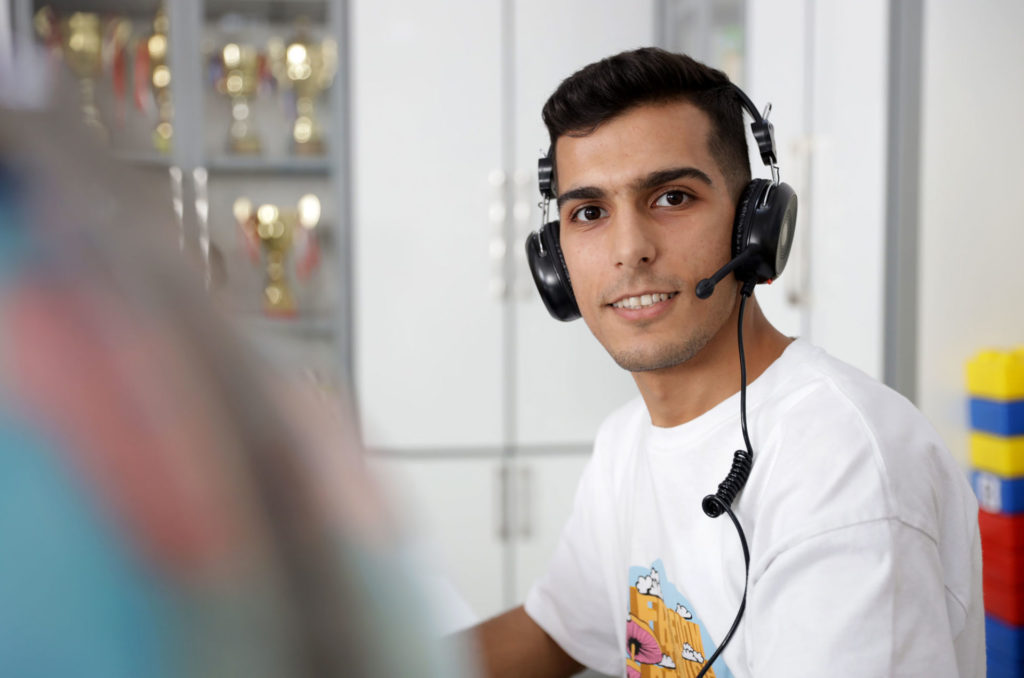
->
[[607, 328, 715, 373]]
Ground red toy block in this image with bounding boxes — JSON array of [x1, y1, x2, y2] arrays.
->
[[980, 509, 1024, 550], [984, 573, 1024, 626]]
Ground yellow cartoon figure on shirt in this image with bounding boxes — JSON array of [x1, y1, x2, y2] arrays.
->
[[627, 562, 731, 678]]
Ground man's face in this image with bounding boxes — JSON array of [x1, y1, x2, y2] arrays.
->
[[555, 100, 740, 373]]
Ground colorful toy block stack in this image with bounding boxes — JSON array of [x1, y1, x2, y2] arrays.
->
[[968, 348, 1024, 678]]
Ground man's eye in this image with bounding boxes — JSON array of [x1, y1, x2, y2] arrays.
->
[[654, 190, 691, 207], [571, 205, 608, 222]]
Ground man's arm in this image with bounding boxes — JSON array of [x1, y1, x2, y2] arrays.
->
[[459, 605, 584, 678]]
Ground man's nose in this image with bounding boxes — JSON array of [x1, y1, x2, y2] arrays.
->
[[612, 210, 657, 269]]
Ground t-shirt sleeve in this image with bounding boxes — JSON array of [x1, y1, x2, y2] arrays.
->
[[742, 377, 983, 678], [523, 448, 624, 676], [745, 518, 967, 678]]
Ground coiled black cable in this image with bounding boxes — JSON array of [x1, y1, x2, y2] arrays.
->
[[701, 448, 753, 519], [695, 280, 756, 678]]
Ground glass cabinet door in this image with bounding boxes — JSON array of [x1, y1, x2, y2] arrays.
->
[[25, 0, 350, 390]]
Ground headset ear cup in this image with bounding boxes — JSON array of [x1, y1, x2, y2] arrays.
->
[[744, 181, 797, 283], [731, 179, 798, 284], [732, 179, 769, 259], [525, 221, 581, 321], [757, 181, 798, 280]]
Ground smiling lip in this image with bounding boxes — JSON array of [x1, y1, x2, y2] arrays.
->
[[609, 291, 678, 310]]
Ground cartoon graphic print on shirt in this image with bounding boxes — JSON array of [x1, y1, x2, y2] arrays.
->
[[626, 560, 733, 678]]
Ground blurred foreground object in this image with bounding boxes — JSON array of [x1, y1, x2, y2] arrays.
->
[[967, 348, 1024, 676], [0, 106, 470, 678]]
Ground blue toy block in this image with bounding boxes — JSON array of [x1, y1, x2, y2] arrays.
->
[[973, 471, 1024, 514], [988, 656, 1024, 678], [971, 398, 1024, 436], [988, 615, 1024, 665]]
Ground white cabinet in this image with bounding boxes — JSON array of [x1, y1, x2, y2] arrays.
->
[[510, 454, 591, 602], [367, 451, 591, 623], [352, 0, 654, 616], [352, 0, 648, 452], [352, 0, 655, 618], [744, 0, 890, 380], [367, 454, 508, 621], [351, 0, 506, 450]]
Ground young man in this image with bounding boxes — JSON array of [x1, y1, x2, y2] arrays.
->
[[467, 48, 983, 678]]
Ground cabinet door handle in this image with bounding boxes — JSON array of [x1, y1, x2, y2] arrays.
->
[[513, 168, 537, 299], [785, 134, 817, 307], [192, 166, 211, 290], [168, 165, 185, 251], [518, 465, 532, 540], [489, 169, 508, 299], [496, 465, 510, 541]]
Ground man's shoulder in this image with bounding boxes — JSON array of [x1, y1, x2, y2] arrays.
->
[[769, 340, 932, 442], [754, 341, 971, 539]]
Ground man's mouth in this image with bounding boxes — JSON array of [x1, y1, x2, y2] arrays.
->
[[610, 292, 678, 310]]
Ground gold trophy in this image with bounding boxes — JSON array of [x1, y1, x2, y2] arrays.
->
[[35, 9, 105, 137], [215, 42, 263, 154], [269, 23, 337, 155], [142, 7, 174, 153], [234, 194, 321, 316]]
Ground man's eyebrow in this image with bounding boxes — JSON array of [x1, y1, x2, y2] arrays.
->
[[635, 166, 714, 191], [556, 186, 605, 209], [555, 167, 714, 209]]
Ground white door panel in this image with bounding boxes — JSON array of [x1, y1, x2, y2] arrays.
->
[[367, 455, 506, 624], [511, 454, 592, 603], [352, 0, 506, 449]]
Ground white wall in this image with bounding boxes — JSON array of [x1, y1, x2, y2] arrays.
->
[[918, 0, 1024, 465]]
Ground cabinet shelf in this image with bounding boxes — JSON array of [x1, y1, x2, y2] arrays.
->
[[231, 312, 336, 339], [111, 150, 331, 176], [206, 154, 331, 175], [37, 0, 161, 17], [111, 149, 172, 168], [204, 0, 327, 22]]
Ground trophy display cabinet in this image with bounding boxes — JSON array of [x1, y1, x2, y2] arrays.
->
[[14, 0, 353, 391]]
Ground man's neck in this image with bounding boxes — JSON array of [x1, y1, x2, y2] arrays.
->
[[633, 295, 793, 428]]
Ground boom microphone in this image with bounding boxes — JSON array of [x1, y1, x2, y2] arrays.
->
[[695, 245, 761, 299]]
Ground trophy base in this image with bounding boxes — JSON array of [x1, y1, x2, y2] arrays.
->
[[263, 307, 298, 319], [229, 136, 263, 155], [292, 138, 326, 156], [229, 117, 262, 155], [152, 123, 173, 154], [263, 284, 296, 317]]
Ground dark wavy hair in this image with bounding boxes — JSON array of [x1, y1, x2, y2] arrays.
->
[[542, 47, 751, 199]]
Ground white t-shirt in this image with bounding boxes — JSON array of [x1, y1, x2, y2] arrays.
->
[[524, 339, 983, 678]]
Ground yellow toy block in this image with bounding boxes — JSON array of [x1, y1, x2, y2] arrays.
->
[[970, 432, 1024, 476], [966, 348, 1024, 399]]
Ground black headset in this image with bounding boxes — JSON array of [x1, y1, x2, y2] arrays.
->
[[525, 83, 798, 321]]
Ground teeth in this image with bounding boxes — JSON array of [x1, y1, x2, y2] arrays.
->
[[612, 292, 675, 309]]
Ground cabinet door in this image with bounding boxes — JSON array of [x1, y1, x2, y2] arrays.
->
[[746, 0, 889, 379], [351, 0, 506, 449], [510, 453, 591, 603], [367, 454, 507, 625], [512, 0, 655, 446]]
